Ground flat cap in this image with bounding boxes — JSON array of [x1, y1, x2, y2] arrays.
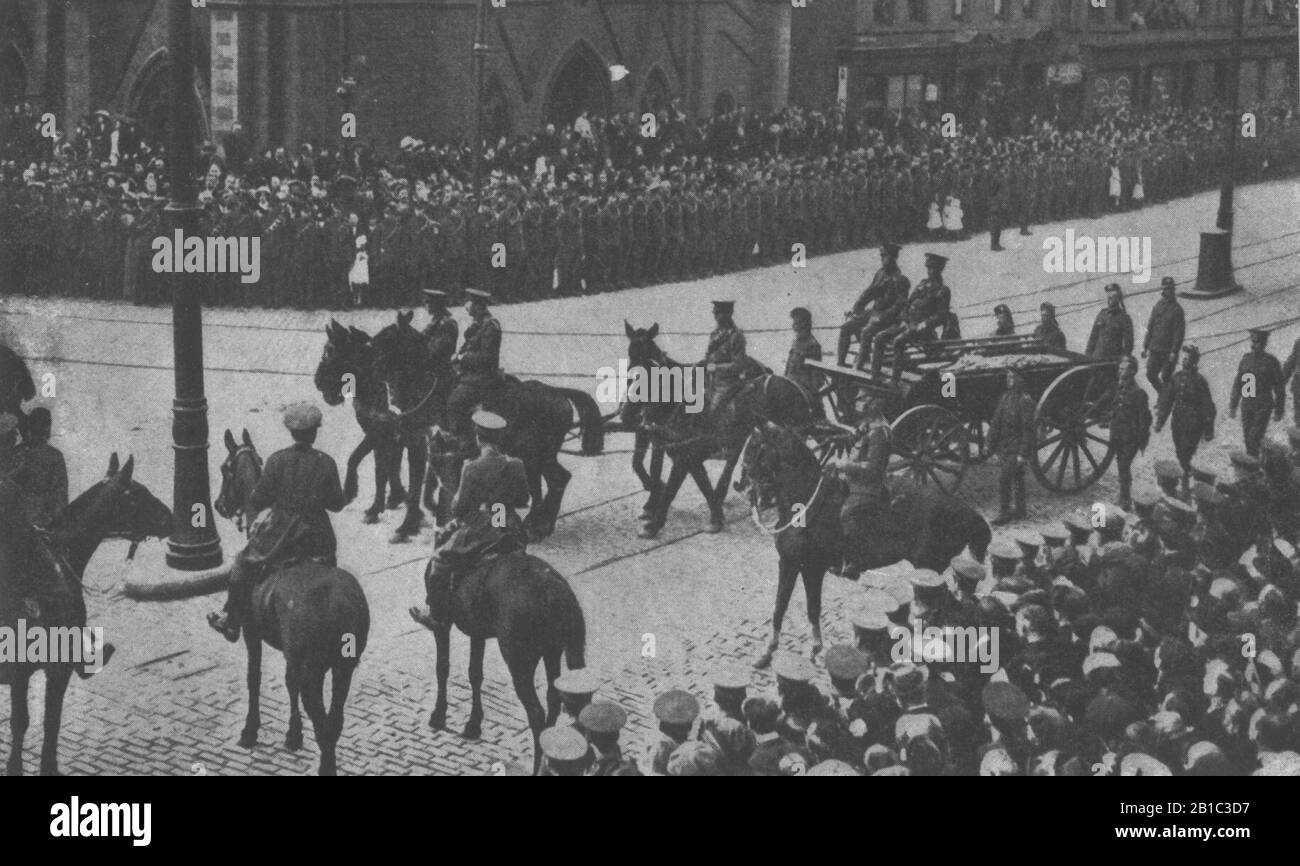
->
[[464, 287, 493, 302], [807, 759, 859, 777], [989, 540, 1022, 561], [554, 668, 600, 696], [0, 413, 18, 436], [653, 690, 700, 726], [712, 666, 750, 691], [1040, 523, 1069, 544], [951, 558, 985, 583], [907, 568, 946, 589], [982, 681, 1030, 722], [471, 410, 508, 432], [1190, 466, 1217, 485], [1015, 531, 1043, 550], [773, 653, 818, 685], [577, 701, 627, 735], [1064, 513, 1094, 535], [1160, 276, 1176, 288], [1182, 344, 1200, 362], [539, 726, 589, 763], [1120, 753, 1172, 777], [825, 644, 871, 683], [283, 402, 323, 431], [1248, 327, 1271, 339]]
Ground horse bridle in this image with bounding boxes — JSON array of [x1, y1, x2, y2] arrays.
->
[[220, 445, 262, 535]]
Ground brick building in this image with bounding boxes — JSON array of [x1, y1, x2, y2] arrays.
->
[[835, 0, 1298, 122], [0, 0, 856, 155]]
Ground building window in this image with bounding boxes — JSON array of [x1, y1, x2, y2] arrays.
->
[[908, 0, 927, 22], [993, 0, 1006, 19], [875, 0, 897, 24], [954, 0, 965, 19]]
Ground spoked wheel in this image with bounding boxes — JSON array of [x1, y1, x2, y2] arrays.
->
[[965, 419, 992, 464], [1032, 365, 1116, 493], [890, 404, 968, 494], [806, 421, 857, 467]]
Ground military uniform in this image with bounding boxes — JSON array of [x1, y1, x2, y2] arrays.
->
[[838, 261, 911, 366], [704, 307, 747, 416], [448, 296, 503, 441], [1086, 305, 1134, 359], [1280, 337, 1300, 425], [871, 257, 951, 383], [988, 385, 1036, 521], [839, 420, 891, 575], [1230, 344, 1285, 458], [1110, 377, 1152, 508], [7, 440, 68, 529], [1143, 289, 1184, 393], [1156, 359, 1215, 474], [422, 307, 459, 371], [784, 330, 824, 401], [1033, 320, 1067, 350]]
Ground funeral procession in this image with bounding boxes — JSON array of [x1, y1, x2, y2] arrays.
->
[[4, 0, 1300, 789]]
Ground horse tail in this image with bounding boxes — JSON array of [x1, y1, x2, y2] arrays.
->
[[968, 509, 992, 563], [558, 387, 605, 456], [555, 578, 587, 671]]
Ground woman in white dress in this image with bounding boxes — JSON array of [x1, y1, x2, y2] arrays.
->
[[1132, 159, 1146, 207], [942, 195, 964, 238], [926, 193, 943, 236], [1108, 159, 1123, 210], [348, 234, 370, 308]]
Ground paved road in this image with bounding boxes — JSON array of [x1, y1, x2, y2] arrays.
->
[[1, 180, 1298, 775]]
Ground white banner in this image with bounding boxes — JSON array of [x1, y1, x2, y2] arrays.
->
[[210, 9, 239, 133]]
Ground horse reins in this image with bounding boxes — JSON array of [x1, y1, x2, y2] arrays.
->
[[746, 430, 833, 536]]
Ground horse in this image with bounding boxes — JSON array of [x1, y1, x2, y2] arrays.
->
[[216, 429, 262, 536], [623, 321, 813, 539], [411, 550, 587, 775], [214, 432, 371, 776], [1, 454, 173, 775], [314, 320, 407, 524], [0, 342, 36, 439], [371, 311, 606, 543], [744, 421, 991, 668]]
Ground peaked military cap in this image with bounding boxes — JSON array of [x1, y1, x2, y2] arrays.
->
[[825, 645, 871, 684], [907, 568, 947, 589], [951, 558, 985, 583], [881, 242, 902, 256], [989, 540, 1022, 561], [711, 300, 735, 313], [465, 288, 493, 302], [773, 653, 818, 685], [472, 410, 508, 433], [712, 666, 750, 691], [539, 726, 590, 763], [554, 668, 600, 696], [653, 690, 700, 726], [578, 701, 627, 735], [924, 252, 948, 269], [1040, 523, 1070, 544], [422, 288, 448, 299]]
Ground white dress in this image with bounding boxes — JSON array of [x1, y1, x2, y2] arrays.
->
[[349, 250, 370, 286], [1132, 173, 1145, 202], [926, 201, 943, 230], [943, 197, 964, 232], [1108, 166, 1122, 199]]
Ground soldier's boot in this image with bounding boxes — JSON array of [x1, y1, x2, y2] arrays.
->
[[410, 560, 455, 631], [208, 555, 254, 642]]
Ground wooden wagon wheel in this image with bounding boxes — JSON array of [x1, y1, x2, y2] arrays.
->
[[806, 421, 857, 467], [1032, 365, 1116, 493], [890, 404, 968, 494]]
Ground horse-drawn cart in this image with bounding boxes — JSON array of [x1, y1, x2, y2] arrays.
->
[[803, 333, 1121, 495]]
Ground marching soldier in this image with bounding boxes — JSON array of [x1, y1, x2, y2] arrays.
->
[[838, 242, 909, 367], [870, 252, 952, 386], [784, 307, 824, 412], [988, 369, 1035, 526], [1229, 328, 1285, 458], [208, 403, 345, 641], [1033, 302, 1067, 350], [421, 288, 459, 371], [1110, 356, 1153, 511], [1142, 277, 1185, 394], [447, 288, 503, 448], [409, 411, 529, 632], [704, 300, 748, 417], [1086, 284, 1134, 359], [1154, 345, 1216, 491], [834, 398, 892, 580]]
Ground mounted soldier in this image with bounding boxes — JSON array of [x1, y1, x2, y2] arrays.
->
[[703, 300, 748, 419], [0, 341, 36, 441], [421, 287, 459, 372], [447, 288, 503, 451], [833, 398, 892, 580], [410, 410, 530, 631], [784, 307, 824, 415], [208, 403, 345, 642]]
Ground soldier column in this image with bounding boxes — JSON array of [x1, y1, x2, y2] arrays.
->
[[165, 0, 223, 571]]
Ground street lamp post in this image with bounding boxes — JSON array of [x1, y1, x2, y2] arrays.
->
[[165, 0, 223, 571], [470, 0, 489, 289], [1185, 0, 1245, 299], [339, 0, 356, 170]]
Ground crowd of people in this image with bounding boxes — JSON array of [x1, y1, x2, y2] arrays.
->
[[1, 98, 1298, 309], [531, 428, 1300, 776]]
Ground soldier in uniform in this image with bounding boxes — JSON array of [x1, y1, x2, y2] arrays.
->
[[410, 411, 529, 632], [1086, 284, 1135, 359], [1229, 328, 1285, 458], [1142, 277, 1185, 394], [447, 288, 503, 449], [784, 307, 824, 414], [988, 368, 1036, 525], [538, 725, 592, 777], [1279, 333, 1300, 425], [421, 288, 459, 372], [837, 242, 909, 367], [1154, 344, 1216, 491], [1110, 356, 1153, 511], [834, 398, 892, 579], [703, 300, 748, 417], [1033, 302, 1067, 350], [208, 403, 345, 641], [642, 690, 700, 776], [992, 304, 1015, 337], [7, 407, 67, 530], [580, 702, 641, 776], [870, 252, 952, 386]]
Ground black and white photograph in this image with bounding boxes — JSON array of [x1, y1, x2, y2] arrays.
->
[[1, 0, 1299, 812]]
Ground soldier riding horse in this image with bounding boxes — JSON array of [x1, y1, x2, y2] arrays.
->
[[0, 342, 36, 441]]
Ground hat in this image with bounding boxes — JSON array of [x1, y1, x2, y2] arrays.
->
[[773, 653, 817, 685], [539, 726, 589, 763], [825, 644, 871, 684], [283, 402, 323, 431], [982, 681, 1030, 722], [789, 306, 812, 324], [1014, 531, 1042, 551], [924, 252, 948, 269], [1249, 327, 1271, 339], [653, 690, 700, 726], [472, 410, 508, 433], [877, 574, 914, 607], [1160, 276, 1176, 288], [1040, 523, 1069, 544], [1230, 450, 1260, 471], [807, 759, 859, 777], [465, 288, 493, 302], [422, 288, 449, 300], [1104, 282, 1123, 295], [742, 695, 781, 729], [1154, 459, 1182, 482], [989, 540, 1022, 562], [994, 303, 1011, 316], [1064, 513, 1094, 537], [951, 558, 985, 583], [577, 701, 627, 735], [711, 300, 735, 313], [712, 666, 750, 692], [554, 668, 600, 697], [0, 413, 17, 436], [907, 568, 946, 590], [1120, 753, 1172, 777], [881, 242, 902, 256], [1100, 507, 1127, 534], [1182, 344, 1200, 362]]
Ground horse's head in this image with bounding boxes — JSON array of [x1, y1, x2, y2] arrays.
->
[[216, 429, 263, 535], [624, 320, 664, 372], [744, 421, 816, 505], [66, 454, 174, 554], [316, 319, 369, 407]]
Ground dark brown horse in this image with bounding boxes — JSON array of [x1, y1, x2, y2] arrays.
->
[[215, 432, 371, 776], [2, 454, 173, 775], [624, 322, 813, 539], [371, 312, 606, 542], [0, 342, 36, 440], [411, 551, 587, 774], [314, 320, 407, 523], [745, 421, 991, 668]]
